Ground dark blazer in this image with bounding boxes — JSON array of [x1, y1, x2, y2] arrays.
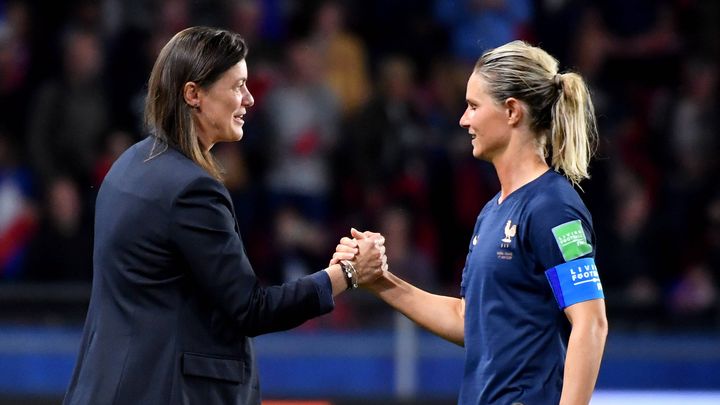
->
[[64, 137, 334, 405]]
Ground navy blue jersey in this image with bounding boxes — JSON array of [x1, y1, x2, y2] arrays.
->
[[459, 170, 603, 405]]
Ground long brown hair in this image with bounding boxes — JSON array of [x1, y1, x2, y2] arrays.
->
[[144, 26, 248, 180]]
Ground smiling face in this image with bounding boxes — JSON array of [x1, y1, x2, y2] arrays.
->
[[459, 72, 511, 161], [193, 60, 254, 149]]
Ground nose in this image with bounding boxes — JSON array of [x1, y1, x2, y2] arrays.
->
[[243, 88, 255, 107], [459, 109, 469, 129]]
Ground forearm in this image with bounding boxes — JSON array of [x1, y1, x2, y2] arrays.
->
[[367, 271, 464, 346], [559, 319, 607, 405]]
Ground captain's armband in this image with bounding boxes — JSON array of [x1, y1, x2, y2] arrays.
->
[[545, 257, 604, 309]]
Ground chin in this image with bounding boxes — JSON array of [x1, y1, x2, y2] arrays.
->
[[228, 129, 244, 142], [232, 125, 244, 141], [472, 148, 490, 161]]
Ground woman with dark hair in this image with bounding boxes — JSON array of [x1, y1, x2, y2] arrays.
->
[[63, 26, 385, 405]]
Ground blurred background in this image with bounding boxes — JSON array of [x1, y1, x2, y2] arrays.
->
[[0, 0, 719, 403]]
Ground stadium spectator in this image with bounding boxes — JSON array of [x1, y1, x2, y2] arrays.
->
[[26, 26, 108, 188], [24, 176, 91, 282], [310, 0, 370, 116], [345, 55, 425, 192], [0, 0, 32, 142], [434, 0, 532, 62], [262, 38, 340, 222], [0, 130, 37, 279]]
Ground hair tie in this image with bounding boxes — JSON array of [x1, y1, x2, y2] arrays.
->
[[553, 73, 563, 91]]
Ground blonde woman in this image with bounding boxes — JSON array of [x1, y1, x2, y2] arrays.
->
[[336, 40, 608, 404]]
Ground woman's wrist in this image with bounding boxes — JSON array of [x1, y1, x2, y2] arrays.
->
[[324, 264, 347, 296], [339, 260, 359, 290]]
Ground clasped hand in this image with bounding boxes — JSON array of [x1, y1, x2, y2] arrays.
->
[[330, 228, 387, 285]]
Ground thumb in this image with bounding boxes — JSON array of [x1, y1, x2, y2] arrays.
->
[[351, 227, 365, 239]]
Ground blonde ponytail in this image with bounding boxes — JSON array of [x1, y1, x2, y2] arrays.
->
[[550, 73, 598, 186]]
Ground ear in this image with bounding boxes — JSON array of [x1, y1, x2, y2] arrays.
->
[[504, 97, 524, 127], [183, 81, 201, 109]]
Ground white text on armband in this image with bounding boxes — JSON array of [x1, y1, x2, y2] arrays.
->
[[569, 263, 600, 284], [545, 257, 604, 309]]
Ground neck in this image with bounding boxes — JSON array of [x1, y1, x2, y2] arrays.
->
[[195, 127, 214, 153], [492, 130, 549, 203]]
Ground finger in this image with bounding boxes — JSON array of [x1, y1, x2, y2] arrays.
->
[[375, 244, 386, 255], [356, 236, 376, 251], [375, 251, 385, 263], [362, 231, 384, 243], [335, 244, 358, 254], [382, 262, 388, 272], [351, 227, 365, 239], [331, 252, 355, 264], [335, 252, 355, 261], [364, 231, 381, 239], [340, 237, 358, 247], [329, 252, 344, 265]]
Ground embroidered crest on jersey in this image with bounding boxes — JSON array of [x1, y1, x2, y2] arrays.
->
[[551, 219, 592, 262], [497, 219, 517, 260], [501, 220, 517, 244]]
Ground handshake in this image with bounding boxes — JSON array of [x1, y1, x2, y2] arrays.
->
[[326, 228, 388, 292]]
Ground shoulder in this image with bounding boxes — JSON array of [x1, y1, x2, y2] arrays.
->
[[522, 171, 594, 239], [175, 174, 230, 206], [526, 171, 588, 215], [104, 137, 227, 203], [523, 172, 596, 267]]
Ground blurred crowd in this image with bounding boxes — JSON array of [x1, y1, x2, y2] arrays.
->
[[0, 0, 718, 330]]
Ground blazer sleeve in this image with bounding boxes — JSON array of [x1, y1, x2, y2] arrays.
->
[[169, 175, 334, 337]]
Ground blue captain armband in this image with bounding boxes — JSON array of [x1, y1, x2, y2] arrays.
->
[[545, 257, 604, 309]]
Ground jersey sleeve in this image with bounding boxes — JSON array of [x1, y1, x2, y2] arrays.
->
[[528, 197, 604, 309]]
